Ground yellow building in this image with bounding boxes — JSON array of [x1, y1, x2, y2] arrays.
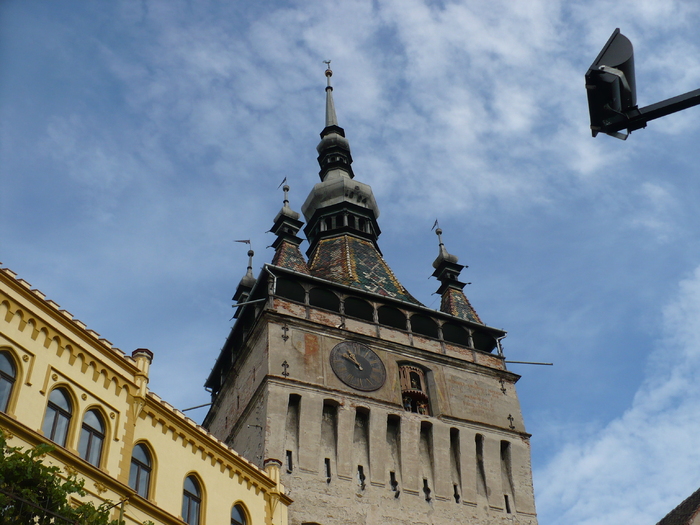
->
[[0, 264, 291, 525]]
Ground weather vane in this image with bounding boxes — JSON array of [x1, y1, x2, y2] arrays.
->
[[323, 59, 331, 68]]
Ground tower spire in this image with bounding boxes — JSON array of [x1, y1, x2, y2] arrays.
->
[[324, 61, 338, 127], [299, 65, 418, 303], [302, 64, 381, 255], [315, 61, 354, 182]]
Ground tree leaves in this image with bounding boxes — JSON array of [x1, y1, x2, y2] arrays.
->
[[0, 430, 122, 525]]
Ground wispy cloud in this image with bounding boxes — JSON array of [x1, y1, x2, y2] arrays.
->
[[536, 265, 700, 525]]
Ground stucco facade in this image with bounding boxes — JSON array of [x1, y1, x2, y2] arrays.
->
[[0, 265, 290, 525]]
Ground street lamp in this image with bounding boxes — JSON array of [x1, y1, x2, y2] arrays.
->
[[585, 28, 700, 140]]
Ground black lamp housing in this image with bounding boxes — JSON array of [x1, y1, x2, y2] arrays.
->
[[585, 28, 700, 140]]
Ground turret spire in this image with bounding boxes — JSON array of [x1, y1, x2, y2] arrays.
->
[[244, 249, 254, 281], [233, 249, 256, 315], [433, 228, 460, 267], [281, 184, 296, 219]]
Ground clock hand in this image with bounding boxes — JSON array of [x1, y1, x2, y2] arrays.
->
[[342, 351, 364, 371]]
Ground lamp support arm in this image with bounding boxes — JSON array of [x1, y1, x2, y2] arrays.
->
[[602, 88, 700, 134]]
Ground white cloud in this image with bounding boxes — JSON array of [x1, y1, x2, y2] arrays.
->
[[625, 181, 679, 241], [536, 265, 700, 525]]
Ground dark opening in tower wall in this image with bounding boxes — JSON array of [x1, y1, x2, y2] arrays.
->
[[276, 278, 305, 303], [378, 305, 406, 330], [309, 287, 340, 312], [410, 314, 439, 339], [344, 296, 374, 321]]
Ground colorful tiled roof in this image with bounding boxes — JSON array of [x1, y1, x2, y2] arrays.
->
[[308, 235, 421, 304], [440, 287, 482, 324], [271, 240, 310, 274], [657, 486, 700, 525]]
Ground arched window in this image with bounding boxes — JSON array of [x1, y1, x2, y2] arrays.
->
[[78, 409, 105, 466], [231, 504, 247, 525], [42, 388, 72, 446], [182, 475, 202, 525], [0, 352, 16, 413], [129, 443, 152, 498]]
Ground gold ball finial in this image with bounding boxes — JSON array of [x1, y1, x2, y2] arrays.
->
[[324, 59, 332, 77]]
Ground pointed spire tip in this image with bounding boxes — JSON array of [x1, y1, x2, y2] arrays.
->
[[323, 60, 338, 127]]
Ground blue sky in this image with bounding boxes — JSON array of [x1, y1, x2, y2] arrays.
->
[[2, 1, 700, 523]]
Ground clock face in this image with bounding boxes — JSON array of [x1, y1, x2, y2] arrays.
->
[[329, 341, 386, 392]]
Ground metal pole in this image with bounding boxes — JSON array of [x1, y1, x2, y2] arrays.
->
[[602, 88, 700, 133], [504, 360, 553, 366]]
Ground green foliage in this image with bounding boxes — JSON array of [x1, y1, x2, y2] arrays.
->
[[0, 430, 123, 525]]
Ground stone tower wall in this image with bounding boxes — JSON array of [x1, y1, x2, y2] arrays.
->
[[205, 297, 538, 524]]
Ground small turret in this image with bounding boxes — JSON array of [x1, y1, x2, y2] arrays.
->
[[131, 348, 153, 419], [232, 250, 256, 316], [431, 228, 482, 323], [270, 184, 309, 274]]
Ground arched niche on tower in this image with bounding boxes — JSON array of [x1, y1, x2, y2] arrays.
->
[[309, 288, 340, 312], [343, 297, 374, 322], [410, 314, 439, 339], [275, 278, 305, 303], [442, 322, 471, 347], [377, 305, 406, 330], [472, 331, 497, 353]]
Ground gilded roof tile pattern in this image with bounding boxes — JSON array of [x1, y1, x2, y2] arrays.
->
[[441, 287, 482, 324], [271, 240, 310, 274], [308, 235, 421, 304]]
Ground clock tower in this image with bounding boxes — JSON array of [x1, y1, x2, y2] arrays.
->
[[202, 67, 538, 525]]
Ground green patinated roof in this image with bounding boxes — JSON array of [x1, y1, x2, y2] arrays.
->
[[308, 235, 421, 305], [271, 240, 310, 275], [440, 287, 482, 324]]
